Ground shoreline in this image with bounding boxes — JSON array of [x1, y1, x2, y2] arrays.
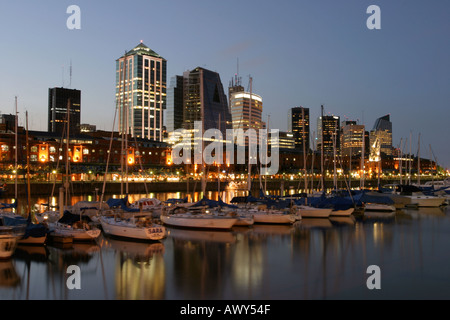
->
[[1, 178, 431, 197]]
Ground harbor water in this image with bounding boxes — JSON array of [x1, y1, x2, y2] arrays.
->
[[0, 191, 449, 300]]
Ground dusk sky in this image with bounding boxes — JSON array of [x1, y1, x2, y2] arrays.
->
[[1, 0, 449, 169]]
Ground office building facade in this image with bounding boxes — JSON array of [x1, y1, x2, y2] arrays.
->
[[369, 114, 393, 157], [182, 67, 231, 137], [116, 42, 167, 141], [288, 107, 310, 152], [48, 87, 81, 136], [166, 75, 184, 133], [317, 115, 340, 155], [341, 120, 365, 157]]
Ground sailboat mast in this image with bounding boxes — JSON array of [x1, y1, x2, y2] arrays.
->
[[14, 96, 18, 200], [417, 133, 421, 185], [320, 105, 324, 193], [65, 98, 71, 208], [302, 107, 307, 193], [247, 76, 252, 194], [25, 111, 31, 215]]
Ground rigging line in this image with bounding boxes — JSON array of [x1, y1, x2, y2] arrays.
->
[[132, 134, 149, 195], [100, 105, 118, 207]]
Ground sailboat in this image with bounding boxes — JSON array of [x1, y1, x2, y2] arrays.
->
[[47, 99, 101, 242], [100, 213, 166, 241]]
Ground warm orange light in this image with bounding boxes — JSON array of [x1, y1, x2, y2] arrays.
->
[[38, 144, 49, 163], [72, 145, 83, 163], [127, 148, 135, 165]]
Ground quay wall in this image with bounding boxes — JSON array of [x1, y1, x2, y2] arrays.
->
[[2, 178, 429, 197]]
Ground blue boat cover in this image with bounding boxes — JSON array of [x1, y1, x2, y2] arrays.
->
[[1, 215, 48, 238], [0, 199, 18, 209], [106, 196, 139, 212]]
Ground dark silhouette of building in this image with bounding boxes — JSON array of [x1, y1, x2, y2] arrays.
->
[[48, 87, 81, 135]]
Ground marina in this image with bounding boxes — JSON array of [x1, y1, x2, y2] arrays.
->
[[0, 190, 449, 300]]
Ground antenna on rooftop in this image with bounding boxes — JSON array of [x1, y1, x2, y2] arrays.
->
[[69, 59, 72, 88]]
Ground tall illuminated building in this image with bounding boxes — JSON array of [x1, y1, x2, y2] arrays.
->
[[116, 42, 167, 141], [369, 114, 392, 157], [229, 86, 264, 147], [288, 107, 310, 152], [48, 87, 81, 135], [317, 115, 340, 155], [341, 120, 365, 157]]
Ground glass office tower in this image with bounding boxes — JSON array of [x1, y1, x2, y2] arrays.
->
[[182, 67, 231, 137], [288, 107, 310, 152], [116, 42, 166, 141], [370, 114, 393, 156]]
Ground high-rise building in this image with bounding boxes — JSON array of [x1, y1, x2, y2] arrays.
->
[[115, 42, 167, 141], [288, 107, 310, 152], [48, 87, 81, 135], [369, 114, 393, 157], [182, 67, 231, 137], [166, 75, 184, 133], [229, 82, 264, 147], [341, 120, 365, 157], [317, 115, 340, 155]]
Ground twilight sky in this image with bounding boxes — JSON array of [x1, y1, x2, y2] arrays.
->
[[0, 0, 449, 169]]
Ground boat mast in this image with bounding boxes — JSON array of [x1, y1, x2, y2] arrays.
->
[[25, 111, 31, 216], [65, 98, 71, 209], [14, 96, 18, 200], [302, 107, 307, 194], [417, 133, 421, 185], [320, 105, 324, 193], [247, 76, 252, 194]]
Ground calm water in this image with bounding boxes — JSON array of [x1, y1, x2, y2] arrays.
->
[[1, 192, 450, 300]]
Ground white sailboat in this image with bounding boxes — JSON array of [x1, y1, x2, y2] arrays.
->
[[100, 214, 166, 241], [47, 100, 101, 242], [160, 212, 238, 230]]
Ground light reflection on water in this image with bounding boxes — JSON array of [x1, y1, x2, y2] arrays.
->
[[0, 193, 449, 300]]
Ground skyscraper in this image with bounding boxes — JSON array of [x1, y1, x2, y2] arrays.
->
[[166, 75, 184, 133], [317, 115, 340, 155], [48, 87, 81, 135], [370, 114, 393, 157], [116, 42, 167, 141], [341, 120, 365, 157], [182, 67, 231, 137], [229, 79, 264, 147], [288, 107, 310, 152]]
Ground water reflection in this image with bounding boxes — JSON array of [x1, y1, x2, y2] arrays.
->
[[101, 237, 166, 300], [0, 197, 449, 300]]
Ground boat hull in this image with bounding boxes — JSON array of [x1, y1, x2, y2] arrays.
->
[[160, 214, 237, 230], [49, 223, 101, 241], [100, 217, 166, 241], [252, 213, 296, 224], [330, 208, 355, 217], [0, 235, 17, 260], [298, 206, 332, 218], [364, 203, 396, 212], [408, 196, 445, 207]]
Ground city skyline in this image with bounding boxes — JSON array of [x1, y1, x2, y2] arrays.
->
[[0, 1, 449, 168]]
